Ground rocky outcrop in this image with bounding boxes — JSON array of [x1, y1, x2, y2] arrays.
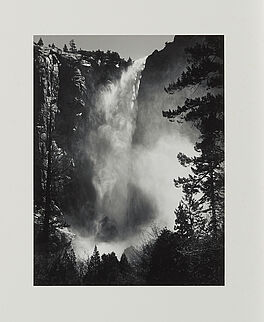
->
[[133, 35, 204, 147], [34, 42, 132, 229], [34, 44, 60, 205]]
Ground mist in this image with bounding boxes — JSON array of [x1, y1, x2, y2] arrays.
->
[[70, 56, 198, 259]]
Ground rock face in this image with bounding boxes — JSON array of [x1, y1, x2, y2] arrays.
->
[[123, 246, 141, 265], [34, 45, 60, 205], [34, 43, 131, 232], [133, 35, 203, 148]]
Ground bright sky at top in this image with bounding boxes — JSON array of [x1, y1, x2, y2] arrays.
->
[[33, 35, 174, 60]]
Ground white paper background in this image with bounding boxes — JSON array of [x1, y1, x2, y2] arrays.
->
[[1, 0, 264, 321]]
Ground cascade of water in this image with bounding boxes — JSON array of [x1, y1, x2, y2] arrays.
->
[[87, 58, 147, 242], [72, 56, 195, 259]]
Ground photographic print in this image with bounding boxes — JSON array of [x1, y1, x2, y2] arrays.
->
[[33, 35, 224, 286]]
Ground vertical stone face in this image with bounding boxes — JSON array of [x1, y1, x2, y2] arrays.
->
[[133, 36, 203, 148], [34, 45, 60, 205], [34, 43, 132, 232]]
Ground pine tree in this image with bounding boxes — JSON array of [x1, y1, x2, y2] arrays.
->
[[83, 245, 101, 284], [147, 228, 189, 285], [89, 245, 101, 271], [120, 253, 130, 272], [100, 252, 120, 284], [47, 244, 78, 285], [69, 39, 77, 53], [163, 36, 224, 240], [37, 37, 44, 46], [174, 202, 193, 239], [63, 44, 68, 52], [127, 57, 133, 65]]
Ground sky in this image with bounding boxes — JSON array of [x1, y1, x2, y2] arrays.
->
[[33, 35, 174, 60]]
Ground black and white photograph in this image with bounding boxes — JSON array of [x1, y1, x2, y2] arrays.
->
[[33, 35, 224, 286], [2, 0, 264, 320]]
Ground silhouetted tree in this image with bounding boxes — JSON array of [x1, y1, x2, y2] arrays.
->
[[83, 246, 101, 284], [37, 37, 44, 46], [174, 202, 193, 239], [120, 253, 130, 272], [69, 39, 77, 53], [127, 57, 133, 65], [76, 257, 89, 282], [163, 36, 224, 240], [89, 245, 100, 271], [146, 228, 190, 285], [48, 245, 78, 285], [100, 252, 120, 284], [174, 162, 207, 240]]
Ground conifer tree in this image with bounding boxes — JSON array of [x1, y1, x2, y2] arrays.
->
[[69, 39, 77, 53], [127, 57, 133, 65], [37, 37, 44, 46], [120, 253, 131, 275], [174, 202, 193, 239], [89, 245, 101, 272], [163, 36, 224, 240]]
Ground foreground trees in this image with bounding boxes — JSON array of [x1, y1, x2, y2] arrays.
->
[[162, 35, 224, 283], [163, 36, 224, 241], [34, 226, 224, 286], [142, 227, 223, 285]]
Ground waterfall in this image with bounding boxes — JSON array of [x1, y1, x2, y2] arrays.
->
[[87, 58, 147, 243], [71, 56, 196, 259]]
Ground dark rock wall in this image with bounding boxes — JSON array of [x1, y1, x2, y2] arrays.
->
[[133, 35, 203, 148], [34, 43, 131, 229]]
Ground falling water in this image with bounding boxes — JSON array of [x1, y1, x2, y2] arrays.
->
[[71, 56, 197, 259], [72, 58, 148, 257], [91, 57, 146, 211]]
